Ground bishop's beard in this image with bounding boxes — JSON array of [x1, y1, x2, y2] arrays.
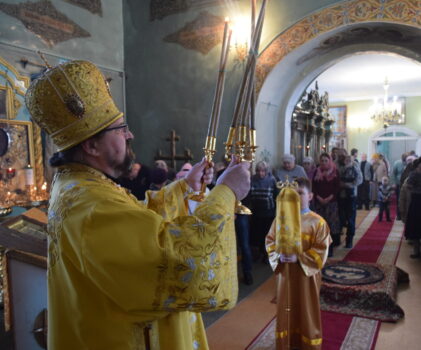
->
[[116, 139, 135, 179]]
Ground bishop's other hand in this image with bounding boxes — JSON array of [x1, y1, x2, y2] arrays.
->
[[216, 156, 251, 200]]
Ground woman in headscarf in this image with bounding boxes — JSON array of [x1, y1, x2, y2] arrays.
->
[[303, 156, 317, 180], [312, 153, 341, 256], [399, 157, 421, 258]]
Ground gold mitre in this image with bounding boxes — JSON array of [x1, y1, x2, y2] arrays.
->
[[25, 60, 123, 151]]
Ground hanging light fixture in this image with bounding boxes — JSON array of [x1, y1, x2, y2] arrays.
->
[[370, 77, 405, 128]]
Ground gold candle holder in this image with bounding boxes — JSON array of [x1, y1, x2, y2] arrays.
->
[[224, 127, 236, 161], [226, 126, 252, 215], [235, 125, 249, 161], [204, 136, 216, 162], [189, 136, 216, 202], [235, 200, 252, 215], [247, 128, 258, 162]]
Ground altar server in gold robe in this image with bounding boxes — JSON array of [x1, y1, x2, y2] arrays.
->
[[25, 60, 250, 350], [266, 177, 331, 350]]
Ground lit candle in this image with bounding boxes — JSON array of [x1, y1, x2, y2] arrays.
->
[[6, 167, 15, 179], [24, 164, 34, 186]]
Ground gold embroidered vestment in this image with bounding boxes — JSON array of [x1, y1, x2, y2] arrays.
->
[[47, 163, 238, 350]]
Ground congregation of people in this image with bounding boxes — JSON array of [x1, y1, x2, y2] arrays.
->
[[120, 147, 421, 287]]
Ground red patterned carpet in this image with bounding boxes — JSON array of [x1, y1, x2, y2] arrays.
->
[[322, 202, 402, 350]]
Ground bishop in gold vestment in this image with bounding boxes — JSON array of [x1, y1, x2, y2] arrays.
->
[[47, 163, 238, 350], [266, 209, 331, 350], [25, 60, 250, 350]]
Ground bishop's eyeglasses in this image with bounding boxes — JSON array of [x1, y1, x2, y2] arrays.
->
[[102, 123, 130, 135]]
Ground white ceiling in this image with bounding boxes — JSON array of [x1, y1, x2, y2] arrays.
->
[[313, 53, 421, 102]]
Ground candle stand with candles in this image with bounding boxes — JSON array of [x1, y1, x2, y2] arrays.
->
[[192, 1, 266, 210], [224, 0, 267, 215], [190, 17, 232, 202], [0, 165, 49, 217]]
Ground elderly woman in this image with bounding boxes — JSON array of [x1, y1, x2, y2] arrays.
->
[[400, 155, 417, 187], [248, 161, 279, 262], [275, 154, 307, 182], [312, 153, 340, 256], [303, 156, 316, 180]]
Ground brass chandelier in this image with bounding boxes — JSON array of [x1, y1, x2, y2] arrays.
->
[[370, 77, 405, 127]]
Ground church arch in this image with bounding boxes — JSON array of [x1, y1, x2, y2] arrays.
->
[[254, 0, 421, 166]]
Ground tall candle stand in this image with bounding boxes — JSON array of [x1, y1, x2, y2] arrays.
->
[[224, 0, 266, 215]]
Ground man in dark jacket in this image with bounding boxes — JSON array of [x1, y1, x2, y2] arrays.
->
[[357, 153, 373, 210]]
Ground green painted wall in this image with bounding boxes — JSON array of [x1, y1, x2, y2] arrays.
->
[[332, 95, 421, 155], [123, 0, 345, 168], [0, 0, 125, 118], [0, 0, 124, 70], [405, 96, 421, 132]]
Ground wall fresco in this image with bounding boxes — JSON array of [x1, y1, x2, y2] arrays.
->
[[0, 0, 90, 47], [164, 11, 224, 55]]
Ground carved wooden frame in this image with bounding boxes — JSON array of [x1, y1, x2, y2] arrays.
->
[[0, 119, 35, 173], [0, 55, 45, 188]]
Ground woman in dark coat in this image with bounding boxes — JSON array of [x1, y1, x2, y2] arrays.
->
[[248, 161, 278, 262], [399, 157, 421, 258], [312, 153, 341, 256]]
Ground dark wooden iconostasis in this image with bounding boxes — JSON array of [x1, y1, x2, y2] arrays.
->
[[290, 82, 334, 165]]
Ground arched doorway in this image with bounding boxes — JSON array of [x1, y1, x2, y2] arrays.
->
[[254, 0, 421, 166], [368, 126, 420, 164]]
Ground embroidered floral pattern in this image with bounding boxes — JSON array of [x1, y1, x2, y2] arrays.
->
[[152, 186, 238, 313]]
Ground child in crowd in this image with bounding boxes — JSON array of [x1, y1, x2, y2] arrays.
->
[[266, 177, 331, 350], [378, 176, 393, 222]]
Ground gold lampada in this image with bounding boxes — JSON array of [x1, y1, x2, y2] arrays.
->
[[224, 0, 267, 214]]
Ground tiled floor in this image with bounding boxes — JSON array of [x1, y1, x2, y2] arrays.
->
[[376, 238, 421, 349]]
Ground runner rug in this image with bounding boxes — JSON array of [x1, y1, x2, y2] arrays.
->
[[247, 202, 405, 350]]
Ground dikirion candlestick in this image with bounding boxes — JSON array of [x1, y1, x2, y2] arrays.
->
[[225, 0, 266, 164], [224, 0, 267, 215], [191, 17, 232, 202]]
